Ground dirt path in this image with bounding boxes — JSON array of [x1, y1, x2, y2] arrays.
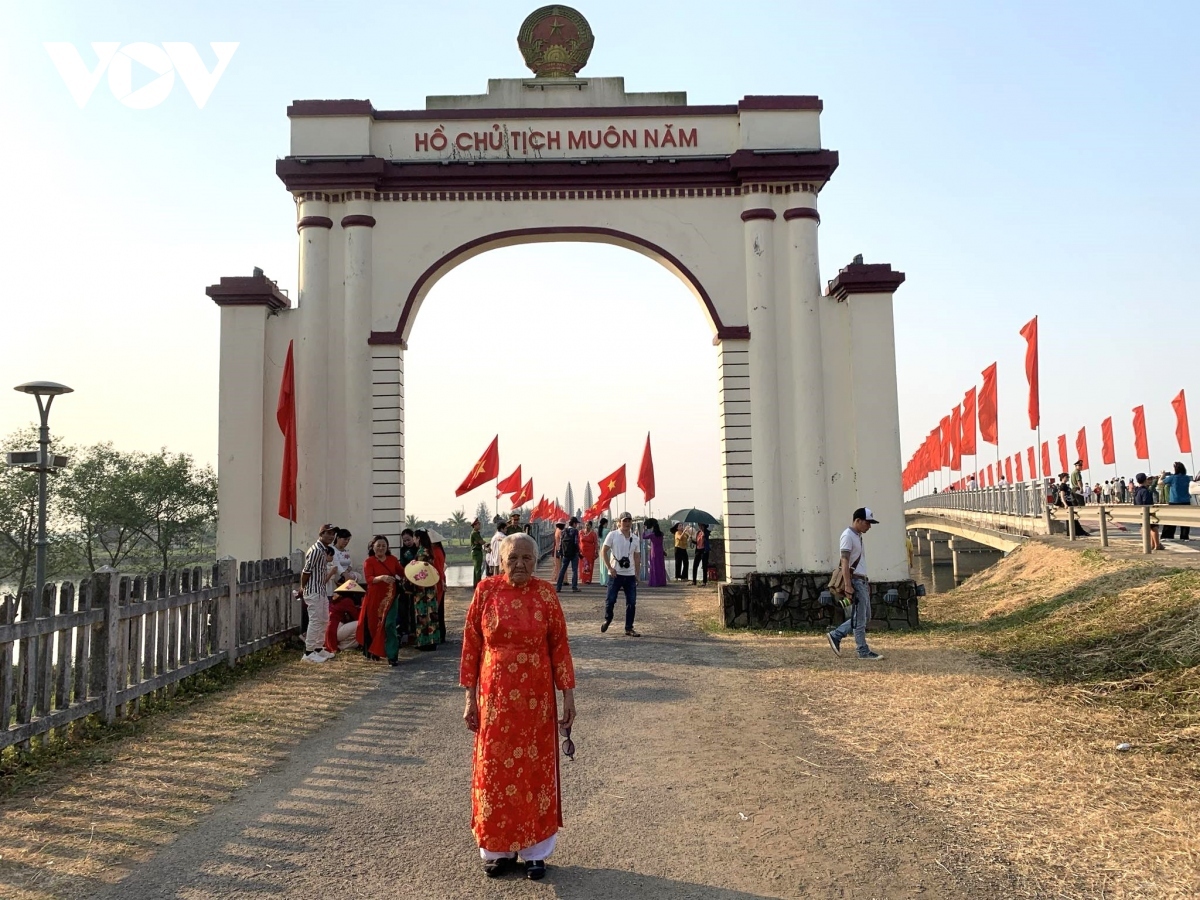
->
[[62, 577, 1020, 900]]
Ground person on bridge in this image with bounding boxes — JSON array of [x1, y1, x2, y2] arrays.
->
[[826, 508, 885, 662], [578, 520, 599, 583], [1160, 462, 1192, 541], [461, 532, 576, 881], [1134, 473, 1164, 551], [602, 512, 642, 636]]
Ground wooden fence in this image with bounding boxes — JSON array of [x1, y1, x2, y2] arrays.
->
[[0, 557, 299, 753]]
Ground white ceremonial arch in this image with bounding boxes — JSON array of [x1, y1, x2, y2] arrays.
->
[[207, 9, 910, 585]]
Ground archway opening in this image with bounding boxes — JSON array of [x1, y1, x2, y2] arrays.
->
[[403, 241, 724, 582]]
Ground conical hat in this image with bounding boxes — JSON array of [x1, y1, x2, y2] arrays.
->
[[404, 560, 440, 588], [333, 579, 365, 595]]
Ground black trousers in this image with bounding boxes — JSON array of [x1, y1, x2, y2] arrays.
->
[[1162, 505, 1191, 540], [692, 550, 710, 584], [674, 548, 689, 579]]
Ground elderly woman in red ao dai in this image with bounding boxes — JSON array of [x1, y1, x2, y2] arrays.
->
[[460, 532, 576, 881]]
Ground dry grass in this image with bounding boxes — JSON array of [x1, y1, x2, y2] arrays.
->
[[688, 542, 1200, 898], [0, 649, 387, 899]]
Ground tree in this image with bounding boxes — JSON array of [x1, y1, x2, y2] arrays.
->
[[130, 450, 218, 571], [474, 501, 491, 528], [405, 514, 418, 529], [449, 508, 469, 545], [59, 442, 146, 572], [0, 426, 74, 597]]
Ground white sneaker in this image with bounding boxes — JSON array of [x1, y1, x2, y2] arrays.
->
[[301, 652, 326, 663], [315, 649, 335, 661]]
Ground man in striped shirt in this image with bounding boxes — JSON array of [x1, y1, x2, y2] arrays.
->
[[300, 523, 337, 662]]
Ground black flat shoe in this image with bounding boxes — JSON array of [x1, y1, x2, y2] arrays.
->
[[483, 856, 514, 878], [525, 860, 546, 880]]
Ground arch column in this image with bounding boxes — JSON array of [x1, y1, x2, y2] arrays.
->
[[295, 200, 332, 541], [783, 200, 832, 570], [827, 259, 908, 580], [742, 201, 785, 572], [342, 206, 375, 542]]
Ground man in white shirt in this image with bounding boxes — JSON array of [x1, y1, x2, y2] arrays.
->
[[487, 521, 506, 577], [601, 512, 642, 636], [299, 523, 338, 663], [825, 507, 884, 661]]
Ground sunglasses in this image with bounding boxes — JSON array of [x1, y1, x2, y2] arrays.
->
[[561, 726, 575, 761]]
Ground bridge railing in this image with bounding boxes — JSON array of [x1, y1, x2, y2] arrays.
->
[[0, 556, 299, 755], [904, 484, 1049, 518]]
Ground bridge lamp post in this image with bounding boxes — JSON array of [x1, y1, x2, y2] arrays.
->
[[9, 381, 73, 605]]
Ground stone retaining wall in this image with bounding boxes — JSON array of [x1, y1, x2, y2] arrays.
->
[[720, 572, 920, 631]]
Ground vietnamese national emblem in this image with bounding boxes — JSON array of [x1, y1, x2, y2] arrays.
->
[[517, 6, 595, 79]]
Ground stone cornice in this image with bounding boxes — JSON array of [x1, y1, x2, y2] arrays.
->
[[826, 261, 906, 300], [206, 273, 290, 310], [276, 150, 839, 194]]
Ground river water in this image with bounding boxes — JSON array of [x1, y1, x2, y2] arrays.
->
[[909, 548, 1004, 595]]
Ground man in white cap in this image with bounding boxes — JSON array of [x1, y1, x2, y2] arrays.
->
[[601, 512, 642, 636], [826, 507, 884, 661]]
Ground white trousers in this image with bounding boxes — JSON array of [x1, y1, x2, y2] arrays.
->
[[335, 621, 358, 650], [304, 594, 329, 652], [479, 833, 556, 861]]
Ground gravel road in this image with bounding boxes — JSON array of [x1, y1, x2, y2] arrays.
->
[[89, 580, 1017, 900]]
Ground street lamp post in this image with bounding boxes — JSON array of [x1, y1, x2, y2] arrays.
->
[[11, 381, 73, 605]]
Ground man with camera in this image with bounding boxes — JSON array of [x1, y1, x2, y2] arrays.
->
[[825, 508, 884, 661], [601, 512, 642, 637]]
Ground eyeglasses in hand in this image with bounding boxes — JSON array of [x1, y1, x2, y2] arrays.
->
[[561, 726, 575, 760]]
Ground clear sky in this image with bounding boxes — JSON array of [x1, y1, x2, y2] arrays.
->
[[1, 1, 1197, 521]]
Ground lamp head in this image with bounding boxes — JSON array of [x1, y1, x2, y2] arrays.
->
[[14, 381, 73, 397]]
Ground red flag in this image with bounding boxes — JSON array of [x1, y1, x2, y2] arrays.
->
[[929, 427, 943, 473], [455, 436, 500, 496], [978, 363, 998, 445], [1172, 390, 1192, 454], [1057, 434, 1069, 475], [1005, 456, 1013, 484], [583, 495, 609, 522], [598, 465, 626, 501], [1101, 417, 1115, 465], [1041, 441, 1051, 479], [961, 388, 977, 455], [1019, 316, 1040, 429], [950, 405, 962, 470], [1076, 427, 1090, 470], [1132, 406, 1149, 460], [637, 433, 656, 503], [496, 465, 523, 495], [1027, 446, 1036, 480], [528, 496, 545, 521], [940, 415, 953, 468], [1015, 452, 1023, 482], [986, 464, 994, 487], [510, 478, 533, 508], [276, 340, 298, 521]]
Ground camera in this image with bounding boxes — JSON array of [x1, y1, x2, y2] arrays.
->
[[617, 556, 630, 569]]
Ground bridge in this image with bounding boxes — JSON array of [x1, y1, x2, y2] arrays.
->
[[905, 484, 1200, 569]]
